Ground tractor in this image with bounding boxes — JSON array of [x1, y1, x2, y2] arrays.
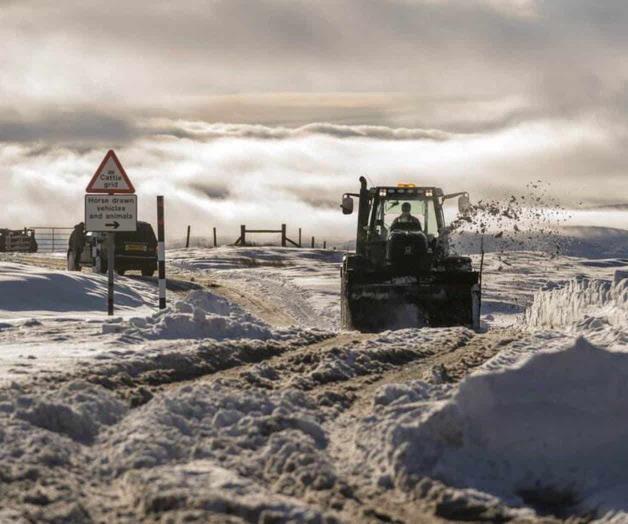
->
[[340, 177, 480, 332]]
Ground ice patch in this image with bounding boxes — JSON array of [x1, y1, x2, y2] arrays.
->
[[366, 337, 628, 518]]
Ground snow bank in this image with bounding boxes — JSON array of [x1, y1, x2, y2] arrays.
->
[[121, 289, 273, 341], [365, 337, 628, 518], [525, 271, 627, 348], [0, 262, 152, 318]]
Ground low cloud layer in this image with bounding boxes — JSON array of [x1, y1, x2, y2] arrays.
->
[[144, 121, 452, 142], [1, 117, 626, 244]]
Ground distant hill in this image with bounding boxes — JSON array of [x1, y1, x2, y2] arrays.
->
[[451, 226, 628, 259], [335, 226, 628, 259]]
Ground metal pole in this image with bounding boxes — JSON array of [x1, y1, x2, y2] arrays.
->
[[51, 228, 55, 252], [157, 196, 166, 310], [107, 232, 115, 316], [94, 237, 101, 274], [185, 225, 191, 248], [479, 234, 485, 313], [213, 227, 217, 248], [281, 224, 287, 247]]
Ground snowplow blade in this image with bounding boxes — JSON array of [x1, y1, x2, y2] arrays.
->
[[341, 271, 480, 332]]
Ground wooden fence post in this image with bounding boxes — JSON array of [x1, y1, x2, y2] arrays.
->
[[240, 225, 246, 246], [213, 227, 217, 248], [281, 224, 287, 247], [323, 241, 327, 249], [185, 225, 191, 248], [311, 236, 315, 248], [298, 228, 302, 247]]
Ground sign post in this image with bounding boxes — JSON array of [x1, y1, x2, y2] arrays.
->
[[85, 150, 137, 315], [107, 232, 115, 315], [157, 196, 166, 309]]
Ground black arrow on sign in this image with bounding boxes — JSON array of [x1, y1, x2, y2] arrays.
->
[[105, 221, 120, 229]]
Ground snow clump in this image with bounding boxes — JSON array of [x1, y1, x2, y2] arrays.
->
[[123, 289, 273, 341], [95, 382, 340, 521]]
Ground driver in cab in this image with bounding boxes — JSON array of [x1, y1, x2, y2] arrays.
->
[[391, 202, 422, 230]]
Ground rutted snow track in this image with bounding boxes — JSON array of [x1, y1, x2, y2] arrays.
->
[[2, 323, 521, 523], [1, 247, 626, 522]]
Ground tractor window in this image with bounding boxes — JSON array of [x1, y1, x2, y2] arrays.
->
[[382, 198, 439, 235]]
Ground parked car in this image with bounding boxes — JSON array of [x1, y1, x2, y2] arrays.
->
[[67, 221, 158, 276]]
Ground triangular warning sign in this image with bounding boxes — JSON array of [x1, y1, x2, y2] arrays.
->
[[86, 150, 135, 194]]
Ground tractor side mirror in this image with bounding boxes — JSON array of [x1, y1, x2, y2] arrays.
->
[[458, 194, 472, 215], [341, 195, 354, 215]]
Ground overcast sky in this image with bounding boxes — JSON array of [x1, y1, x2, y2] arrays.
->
[[1, 0, 627, 238]]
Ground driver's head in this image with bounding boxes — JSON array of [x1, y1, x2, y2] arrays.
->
[[401, 202, 412, 214]]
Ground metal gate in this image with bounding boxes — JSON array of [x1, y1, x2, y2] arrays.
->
[[28, 227, 73, 253]]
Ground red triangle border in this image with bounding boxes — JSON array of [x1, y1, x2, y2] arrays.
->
[[86, 150, 136, 194]]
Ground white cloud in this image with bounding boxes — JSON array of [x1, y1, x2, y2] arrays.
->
[[1, 116, 625, 244]]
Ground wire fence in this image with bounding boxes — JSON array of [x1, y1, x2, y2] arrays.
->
[[29, 227, 73, 253]]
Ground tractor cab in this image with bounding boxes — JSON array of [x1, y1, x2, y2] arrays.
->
[[342, 181, 471, 272]]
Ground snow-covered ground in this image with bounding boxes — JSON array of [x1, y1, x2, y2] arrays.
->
[[168, 246, 343, 329], [0, 245, 627, 522]]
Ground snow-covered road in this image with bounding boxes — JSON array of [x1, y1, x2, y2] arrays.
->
[[0, 247, 626, 522]]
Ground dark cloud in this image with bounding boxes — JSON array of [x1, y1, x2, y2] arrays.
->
[[188, 182, 231, 200], [3, 0, 628, 120], [0, 111, 138, 144]]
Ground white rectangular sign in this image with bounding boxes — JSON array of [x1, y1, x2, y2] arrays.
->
[[85, 194, 137, 232]]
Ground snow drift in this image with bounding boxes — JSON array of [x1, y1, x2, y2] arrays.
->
[[369, 337, 628, 518], [525, 270, 627, 348], [0, 262, 151, 318], [120, 289, 274, 341]]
